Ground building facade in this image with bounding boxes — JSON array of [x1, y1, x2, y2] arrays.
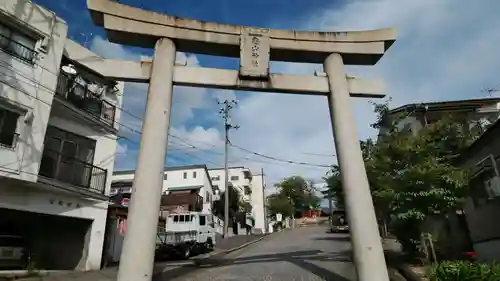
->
[[0, 0, 123, 271], [457, 118, 500, 262], [111, 164, 215, 214], [208, 167, 253, 201], [208, 167, 267, 234], [379, 98, 500, 138]]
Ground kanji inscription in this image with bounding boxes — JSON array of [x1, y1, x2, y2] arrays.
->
[[240, 28, 270, 78]]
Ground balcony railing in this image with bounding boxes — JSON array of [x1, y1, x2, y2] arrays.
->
[[39, 148, 107, 194], [55, 73, 116, 127], [0, 34, 36, 63], [161, 193, 203, 211]]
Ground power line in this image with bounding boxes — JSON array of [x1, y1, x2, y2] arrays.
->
[[229, 142, 332, 168], [300, 152, 336, 157], [3, 64, 333, 170]]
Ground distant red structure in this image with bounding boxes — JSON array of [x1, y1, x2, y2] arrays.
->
[[301, 210, 321, 218]]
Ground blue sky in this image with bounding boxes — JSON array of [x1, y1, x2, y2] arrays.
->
[[33, 0, 500, 196]]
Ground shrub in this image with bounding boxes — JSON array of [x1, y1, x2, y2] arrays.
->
[[427, 260, 500, 281]]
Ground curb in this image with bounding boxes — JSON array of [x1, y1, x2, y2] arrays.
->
[[384, 252, 422, 281], [393, 264, 422, 281], [193, 235, 269, 263], [152, 235, 269, 280]]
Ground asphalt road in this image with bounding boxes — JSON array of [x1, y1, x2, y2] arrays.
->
[[169, 226, 356, 281]]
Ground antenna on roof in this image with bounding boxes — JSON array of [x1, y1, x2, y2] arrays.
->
[[481, 87, 500, 97]]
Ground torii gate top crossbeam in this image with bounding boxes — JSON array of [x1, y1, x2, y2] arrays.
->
[[87, 0, 396, 65]]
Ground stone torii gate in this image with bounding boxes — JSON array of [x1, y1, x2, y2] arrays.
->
[[84, 1, 396, 280]]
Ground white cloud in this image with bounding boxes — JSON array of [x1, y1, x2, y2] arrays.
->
[[92, 1, 500, 188], [225, 0, 500, 187], [171, 126, 224, 149]]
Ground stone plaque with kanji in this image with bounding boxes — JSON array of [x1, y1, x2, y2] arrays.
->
[[239, 28, 270, 78]]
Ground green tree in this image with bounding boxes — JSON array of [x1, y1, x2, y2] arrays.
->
[[266, 193, 295, 217], [267, 176, 322, 219], [323, 165, 343, 209], [239, 201, 252, 213], [324, 101, 473, 255], [212, 184, 240, 220]]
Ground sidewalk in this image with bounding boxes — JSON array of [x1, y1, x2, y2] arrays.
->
[[383, 237, 424, 281], [8, 235, 267, 281]]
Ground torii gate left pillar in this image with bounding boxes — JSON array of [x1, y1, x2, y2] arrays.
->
[[84, 1, 397, 280], [116, 38, 176, 281]]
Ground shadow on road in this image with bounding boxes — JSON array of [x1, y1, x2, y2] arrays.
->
[[153, 249, 353, 281], [314, 236, 351, 242]]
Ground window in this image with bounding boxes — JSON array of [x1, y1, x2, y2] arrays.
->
[[211, 176, 220, 181], [205, 191, 210, 203], [0, 23, 37, 63], [244, 186, 252, 195], [193, 171, 197, 178], [183, 172, 187, 179], [43, 126, 96, 163], [39, 126, 98, 188], [484, 176, 500, 198], [213, 185, 218, 190], [230, 176, 239, 181], [173, 215, 179, 223], [163, 173, 168, 180], [0, 107, 20, 148], [199, 215, 206, 226]]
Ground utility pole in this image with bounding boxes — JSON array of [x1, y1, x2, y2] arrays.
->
[[219, 100, 239, 238]]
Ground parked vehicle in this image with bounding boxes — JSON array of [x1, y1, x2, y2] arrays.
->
[[156, 212, 216, 260], [329, 210, 349, 233], [0, 234, 27, 269]]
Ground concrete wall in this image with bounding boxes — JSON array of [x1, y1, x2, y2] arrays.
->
[[0, 182, 108, 270], [460, 128, 500, 263], [250, 172, 267, 233], [202, 171, 213, 213], [0, 0, 68, 182]]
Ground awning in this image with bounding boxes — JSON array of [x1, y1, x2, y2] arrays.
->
[[167, 185, 203, 192]]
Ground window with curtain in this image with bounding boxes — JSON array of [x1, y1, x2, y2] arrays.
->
[[0, 22, 37, 62]]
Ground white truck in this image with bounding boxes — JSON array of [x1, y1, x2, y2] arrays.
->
[[156, 212, 216, 260]]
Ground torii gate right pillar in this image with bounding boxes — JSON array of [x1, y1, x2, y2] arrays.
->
[[325, 53, 389, 281]]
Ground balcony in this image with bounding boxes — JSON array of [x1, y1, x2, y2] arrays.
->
[[38, 148, 107, 195], [160, 193, 203, 212], [243, 169, 252, 180], [0, 34, 36, 63], [55, 72, 116, 127]]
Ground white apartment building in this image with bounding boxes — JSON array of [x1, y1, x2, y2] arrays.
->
[[208, 167, 267, 234], [111, 164, 215, 214], [0, 0, 123, 272], [209, 167, 253, 201]]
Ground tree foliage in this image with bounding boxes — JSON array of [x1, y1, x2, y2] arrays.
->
[[267, 176, 321, 217], [212, 184, 241, 220], [324, 101, 474, 254]]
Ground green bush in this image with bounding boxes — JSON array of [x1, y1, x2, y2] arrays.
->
[[427, 260, 500, 281]]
